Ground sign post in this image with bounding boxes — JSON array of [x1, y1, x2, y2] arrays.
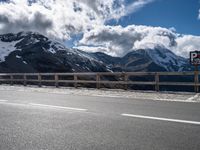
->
[[194, 65, 199, 93], [190, 51, 200, 93]]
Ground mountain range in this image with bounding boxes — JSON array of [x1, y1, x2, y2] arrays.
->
[[0, 32, 192, 73]]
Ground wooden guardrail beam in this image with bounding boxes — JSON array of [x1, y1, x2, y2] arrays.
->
[[55, 74, 59, 88], [74, 75, 78, 88], [124, 73, 129, 90], [194, 70, 199, 93], [23, 74, 27, 86], [0, 72, 198, 92], [38, 74, 42, 87], [10, 75, 13, 85], [96, 74, 100, 89], [155, 73, 160, 92]]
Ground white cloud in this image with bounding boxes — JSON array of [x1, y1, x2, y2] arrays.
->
[[77, 25, 177, 56], [74, 45, 114, 55], [77, 25, 200, 58], [0, 0, 154, 40], [124, 0, 155, 17], [0, 0, 100, 40], [175, 35, 200, 57]]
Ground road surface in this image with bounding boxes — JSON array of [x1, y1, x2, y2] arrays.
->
[[0, 88, 200, 150]]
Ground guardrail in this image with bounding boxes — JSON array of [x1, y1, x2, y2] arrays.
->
[[0, 72, 199, 92]]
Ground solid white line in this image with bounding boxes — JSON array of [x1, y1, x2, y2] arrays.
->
[[0, 99, 8, 102], [121, 114, 200, 125], [0, 102, 29, 107], [29, 103, 87, 111]]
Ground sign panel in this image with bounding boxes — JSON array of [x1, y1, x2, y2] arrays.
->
[[190, 51, 200, 65]]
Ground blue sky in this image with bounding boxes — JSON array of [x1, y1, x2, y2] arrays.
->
[[109, 0, 200, 35]]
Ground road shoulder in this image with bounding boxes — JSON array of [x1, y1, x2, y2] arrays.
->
[[0, 85, 199, 103]]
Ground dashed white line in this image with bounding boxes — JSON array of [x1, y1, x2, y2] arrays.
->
[[122, 114, 200, 125], [29, 103, 87, 111]]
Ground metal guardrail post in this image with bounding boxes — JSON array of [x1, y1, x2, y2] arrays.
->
[[38, 74, 42, 87], [155, 73, 160, 92], [74, 75, 78, 88], [55, 74, 59, 88], [96, 74, 100, 89]]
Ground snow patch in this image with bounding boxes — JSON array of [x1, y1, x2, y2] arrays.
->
[[23, 61, 28, 64], [0, 39, 22, 62], [146, 48, 187, 71], [16, 55, 21, 59], [49, 41, 67, 54]]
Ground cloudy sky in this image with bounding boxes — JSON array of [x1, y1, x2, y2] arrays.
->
[[0, 0, 200, 58]]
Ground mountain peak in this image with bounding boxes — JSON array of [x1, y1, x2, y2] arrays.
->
[[141, 47, 188, 71]]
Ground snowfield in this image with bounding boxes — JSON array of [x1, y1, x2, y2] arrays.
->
[[0, 85, 199, 103]]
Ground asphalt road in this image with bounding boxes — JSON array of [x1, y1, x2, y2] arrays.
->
[[0, 89, 200, 150]]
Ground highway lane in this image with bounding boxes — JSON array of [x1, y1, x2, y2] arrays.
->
[[0, 89, 200, 150]]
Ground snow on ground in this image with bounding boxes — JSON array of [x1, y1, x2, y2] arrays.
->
[[0, 85, 199, 103]]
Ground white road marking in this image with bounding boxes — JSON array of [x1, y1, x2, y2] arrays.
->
[[0, 99, 8, 102], [0, 101, 30, 107], [122, 114, 200, 125], [29, 103, 87, 111], [0, 101, 88, 112]]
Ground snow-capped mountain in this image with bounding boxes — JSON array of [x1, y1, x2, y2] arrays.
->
[[88, 47, 191, 72], [0, 32, 108, 73], [116, 47, 191, 72], [0, 32, 191, 73], [143, 47, 190, 72]]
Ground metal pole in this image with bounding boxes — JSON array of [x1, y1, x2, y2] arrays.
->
[[194, 65, 199, 93]]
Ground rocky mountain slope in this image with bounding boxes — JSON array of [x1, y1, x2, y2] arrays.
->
[[90, 47, 191, 72], [0, 32, 192, 73], [0, 32, 107, 73]]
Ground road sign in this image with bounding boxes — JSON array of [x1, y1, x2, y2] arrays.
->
[[190, 51, 200, 65], [190, 51, 200, 93]]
